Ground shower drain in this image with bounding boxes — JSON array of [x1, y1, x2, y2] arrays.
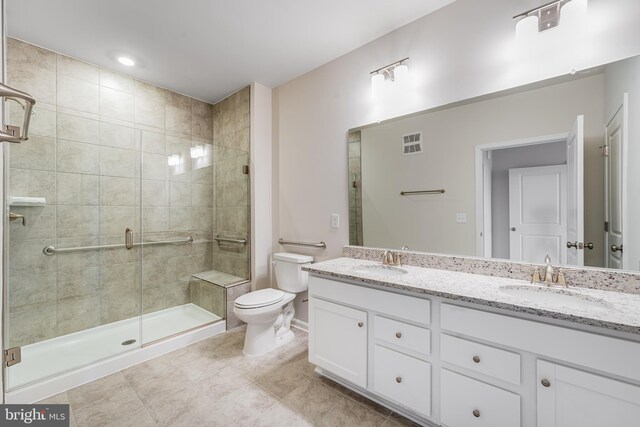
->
[[121, 339, 137, 346]]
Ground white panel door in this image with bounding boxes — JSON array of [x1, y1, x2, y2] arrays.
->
[[537, 360, 640, 427], [309, 298, 368, 388], [605, 105, 625, 269], [566, 115, 585, 266], [509, 165, 567, 264]]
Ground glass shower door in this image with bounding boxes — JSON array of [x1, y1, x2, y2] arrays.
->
[[3, 38, 143, 390]]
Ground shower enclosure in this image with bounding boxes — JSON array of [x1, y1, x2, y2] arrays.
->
[[3, 38, 251, 392]]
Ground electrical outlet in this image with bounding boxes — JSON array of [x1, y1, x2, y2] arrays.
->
[[331, 214, 340, 228], [456, 213, 467, 223]]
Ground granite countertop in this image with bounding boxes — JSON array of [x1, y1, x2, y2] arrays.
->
[[304, 257, 640, 335]]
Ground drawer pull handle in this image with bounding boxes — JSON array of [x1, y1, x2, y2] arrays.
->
[[358, 322, 364, 328], [396, 376, 402, 383], [395, 332, 402, 339], [473, 409, 480, 418], [541, 378, 551, 388], [472, 355, 480, 363]]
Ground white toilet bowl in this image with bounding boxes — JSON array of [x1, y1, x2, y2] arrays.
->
[[234, 253, 312, 356]]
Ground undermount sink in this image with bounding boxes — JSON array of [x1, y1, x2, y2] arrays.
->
[[499, 285, 611, 311], [352, 265, 408, 277]]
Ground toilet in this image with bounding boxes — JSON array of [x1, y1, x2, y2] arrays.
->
[[234, 252, 313, 356]]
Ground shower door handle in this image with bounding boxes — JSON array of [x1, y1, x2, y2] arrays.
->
[[125, 228, 134, 249]]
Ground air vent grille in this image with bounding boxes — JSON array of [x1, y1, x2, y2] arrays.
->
[[402, 132, 423, 156]]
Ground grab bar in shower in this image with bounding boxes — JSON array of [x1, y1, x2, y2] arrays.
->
[[42, 236, 194, 256], [0, 82, 36, 143], [214, 235, 247, 245], [278, 238, 326, 250]]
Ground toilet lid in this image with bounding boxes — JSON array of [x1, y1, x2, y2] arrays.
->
[[234, 289, 285, 309]]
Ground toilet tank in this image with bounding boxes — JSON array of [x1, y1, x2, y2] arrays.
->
[[273, 252, 313, 293]]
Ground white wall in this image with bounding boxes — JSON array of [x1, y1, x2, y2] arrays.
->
[[604, 56, 640, 271], [491, 142, 568, 260], [250, 83, 273, 290], [273, 0, 640, 321]]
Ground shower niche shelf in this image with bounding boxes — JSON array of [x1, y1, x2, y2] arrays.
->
[[9, 196, 46, 207]]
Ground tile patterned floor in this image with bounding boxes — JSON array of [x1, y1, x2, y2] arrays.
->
[[38, 326, 422, 427]]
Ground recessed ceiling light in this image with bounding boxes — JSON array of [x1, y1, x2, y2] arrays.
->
[[117, 56, 135, 66]]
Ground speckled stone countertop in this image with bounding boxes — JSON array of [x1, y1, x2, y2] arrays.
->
[[304, 257, 640, 335]]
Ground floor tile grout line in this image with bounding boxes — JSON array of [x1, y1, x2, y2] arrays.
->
[[121, 369, 160, 426]]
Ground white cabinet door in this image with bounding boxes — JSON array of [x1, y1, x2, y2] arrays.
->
[[309, 298, 368, 388], [537, 360, 640, 427]]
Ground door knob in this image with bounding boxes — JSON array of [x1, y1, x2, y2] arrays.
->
[[585, 242, 594, 250], [566, 241, 578, 249], [472, 409, 480, 418], [357, 322, 364, 328], [541, 378, 551, 388], [611, 244, 623, 254]]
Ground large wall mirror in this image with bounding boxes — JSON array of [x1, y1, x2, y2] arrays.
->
[[348, 54, 640, 272]]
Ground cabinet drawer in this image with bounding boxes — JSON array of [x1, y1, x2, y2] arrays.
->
[[441, 369, 521, 427], [441, 334, 520, 385], [309, 277, 430, 325], [373, 345, 431, 417], [374, 315, 430, 357]]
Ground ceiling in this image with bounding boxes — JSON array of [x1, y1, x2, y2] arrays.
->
[[7, 0, 455, 102]]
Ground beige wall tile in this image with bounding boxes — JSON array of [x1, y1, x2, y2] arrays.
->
[[135, 80, 167, 103], [57, 172, 100, 205], [9, 205, 56, 240], [9, 269, 57, 307], [57, 55, 99, 83], [57, 112, 99, 144], [142, 180, 167, 207], [8, 38, 56, 71], [169, 181, 191, 207], [142, 152, 167, 180], [100, 86, 135, 122], [9, 104, 56, 138], [166, 105, 192, 135], [10, 168, 57, 203], [169, 207, 192, 231], [57, 75, 99, 114], [57, 140, 100, 174], [100, 69, 134, 94], [135, 98, 165, 129], [10, 135, 56, 171], [7, 66, 56, 105], [101, 176, 140, 206], [57, 205, 100, 238], [57, 296, 101, 335], [143, 207, 168, 232], [100, 121, 136, 150], [141, 130, 166, 154], [100, 146, 140, 178], [8, 302, 57, 347], [100, 206, 140, 235], [57, 266, 100, 300]]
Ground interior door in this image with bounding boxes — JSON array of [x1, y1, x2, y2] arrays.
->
[[566, 115, 585, 266], [605, 105, 625, 269], [509, 165, 567, 264]]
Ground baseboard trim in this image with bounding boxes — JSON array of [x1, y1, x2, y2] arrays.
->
[[291, 318, 308, 332]]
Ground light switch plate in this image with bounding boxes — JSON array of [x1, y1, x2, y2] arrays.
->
[[456, 213, 467, 223], [331, 214, 340, 228]]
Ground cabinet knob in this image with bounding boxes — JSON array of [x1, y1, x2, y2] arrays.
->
[[472, 355, 480, 363], [396, 376, 402, 383], [472, 409, 480, 418], [358, 322, 364, 328], [395, 332, 402, 339], [541, 378, 551, 388]]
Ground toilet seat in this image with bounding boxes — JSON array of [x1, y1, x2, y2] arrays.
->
[[234, 288, 285, 309]]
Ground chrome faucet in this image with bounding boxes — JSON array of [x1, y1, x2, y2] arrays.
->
[[382, 250, 402, 266], [531, 255, 567, 287]]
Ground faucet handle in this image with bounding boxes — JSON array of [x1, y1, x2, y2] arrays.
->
[[392, 252, 402, 266], [556, 269, 567, 287], [531, 268, 542, 284]]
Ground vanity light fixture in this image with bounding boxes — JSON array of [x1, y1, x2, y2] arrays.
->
[[117, 56, 135, 66], [514, 0, 585, 33], [190, 144, 205, 159], [167, 154, 180, 166], [370, 57, 410, 96]]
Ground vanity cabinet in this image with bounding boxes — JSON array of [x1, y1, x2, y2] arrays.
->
[[308, 276, 640, 427], [309, 297, 367, 388], [536, 360, 640, 427]]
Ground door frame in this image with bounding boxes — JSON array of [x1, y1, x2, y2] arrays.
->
[[474, 133, 568, 257]]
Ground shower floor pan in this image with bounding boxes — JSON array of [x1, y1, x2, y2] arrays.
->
[[7, 303, 222, 390]]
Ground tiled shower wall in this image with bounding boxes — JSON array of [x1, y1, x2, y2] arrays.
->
[[348, 130, 363, 246], [6, 38, 250, 347]]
